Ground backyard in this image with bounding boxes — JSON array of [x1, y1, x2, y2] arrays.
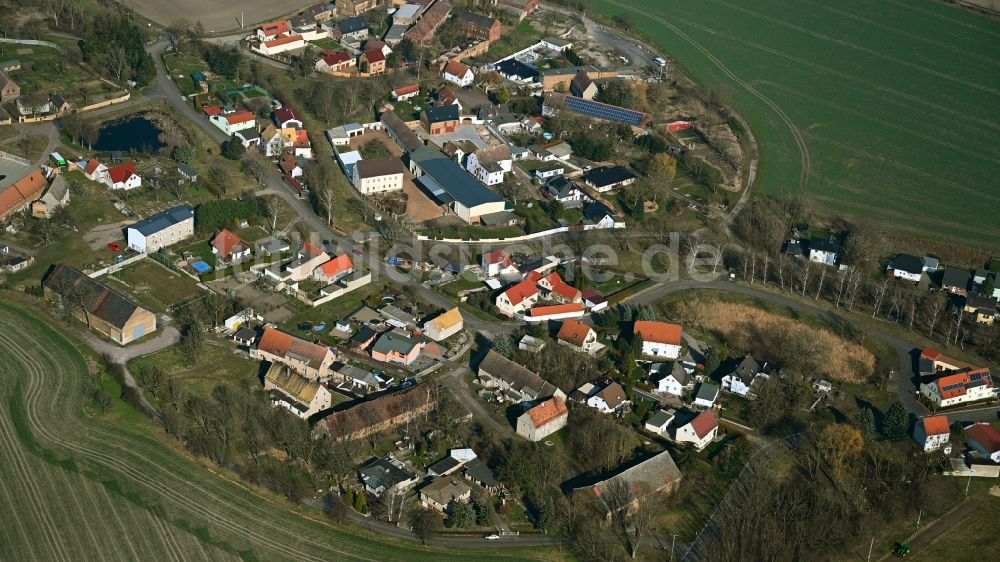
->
[[0, 35, 120, 106], [127, 336, 262, 398], [105, 260, 202, 313]]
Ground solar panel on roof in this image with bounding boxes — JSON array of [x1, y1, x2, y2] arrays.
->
[[563, 96, 645, 127]]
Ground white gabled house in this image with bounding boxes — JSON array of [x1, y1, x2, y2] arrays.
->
[[633, 321, 683, 359], [443, 60, 474, 87], [673, 410, 718, 451], [651, 362, 693, 397], [912, 415, 950, 453]]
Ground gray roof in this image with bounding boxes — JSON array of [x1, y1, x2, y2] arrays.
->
[[43, 263, 146, 329], [540, 65, 614, 77], [574, 450, 682, 496], [424, 104, 460, 124], [891, 254, 923, 275], [808, 237, 840, 253], [652, 361, 690, 386], [381, 110, 423, 152], [234, 327, 257, 341], [371, 331, 420, 355], [942, 267, 971, 289], [128, 205, 194, 237], [477, 349, 560, 400], [583, 166, 636, 188], [355, 158, 406, 179], [646, 410, 672, 428], [339, 16, 368, 34], [410, 147, 505, 208], [696, 382, 719, 401], [360, 458, 413, 490], [463, 458, 498, 487], [583, 202, 614, 222], [177, 163, 198, 178], [427, 456, 462, 476], [337, 364, 379, 385], [725, 355, 760, 379], [494, 59, 539, 80]]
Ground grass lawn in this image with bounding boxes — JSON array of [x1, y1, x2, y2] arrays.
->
[[3, 37, 118, 105], [439, 276, 484, 297], [487, 18, 545, 60], [106, 260, 202, 313], [910, 495, 1000, 562], [4, 134, 49, 161], [278, 282, 386, 346], [128, 337, 260, 398], [513, 201, 559, 231], [308, 38, 341, 51], [590, 0, 1000, 249], [423, 222, 526, 241]]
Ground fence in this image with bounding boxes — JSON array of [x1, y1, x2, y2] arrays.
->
[[0, 37, 65, 53], [0, 150, 30, 166], [88, 252, 147, 278], [415, 223, 624, 244], [16, 91, 131, 123]]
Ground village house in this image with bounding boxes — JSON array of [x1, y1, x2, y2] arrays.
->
[[392, 3, 423, 26], [360, 457, 419, 497], [673, 409, 719, 451], [583, 202, 622, 229], [573, 450, 682, 515], [257, 20, 291, 41], [480, 249, 518, 278], [234, 328, 258, 347], [556, 319, 601, 355], [260, 125, 286, 157], [274, 107, 304, 129], [964, 293, 998, 325], [313, 253, 354, 284], [125, 204, 194, 252], [634, 321, 683, 359], [16, 93, 52, 116], [694, 382, 720, 408], [251, 326, 336, 380], [106, 162, 142, 190], [408, 146, 508, 224], [458, 11, 501, 41], [586, 381, 628, 414], [334, 16, 369, 46], [913, 415, 951, 453], [443, 60, 474, 87], [807, 237, 841, 266], [965, 423, 1000, 463], [941, 267, 971, 295], [427, 448, 476, 477], [496, 276, 540, 316], [210, 228, 252, 263], [349, 325, 378, 350], [582, 166, 637, 192], [918, 348, 993, 408], [644, 409, 674, 435], [337, 0, 378, 17], [264, 242, 329, 286], [516, 397, 568, 441], [404, 0, 451, 42], [31, 176, 69, 218], [334, 364, 382, 394], [536, 271, 581, 303], [545, 176, 587, 204], [316, 50, 356, 72], [82, 159, 109, 183], [570, 70, 597, 100], [280, 153, 305, 178], [495, 59, 539, 83], [421, 105, 460, 136], [476, 349, 565, 403], [43, 264, 157, 344], [534, 162, 564, 179], [650, 361, 693, 397], [420, 476, 472, 513], [263, 363, 333, 419], [361, 48, 386, 74], [352, 158, 406, 194], [719, 355, 771, 398], [887, 254, 926, 282], [0, 169, 48, 221], [0, 70, 20, 102], [465, 145, 512, 186], [210, 110, 257, 136], [370, 331, 423, 365], [392, 83, 421, 101], [423, 307, 464, 341]]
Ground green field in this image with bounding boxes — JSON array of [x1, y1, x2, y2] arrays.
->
[[0, 302, 555, 561], [590, 0, 1000, 249]]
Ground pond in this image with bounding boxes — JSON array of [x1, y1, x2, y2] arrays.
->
[[94, 115, 165, 154]]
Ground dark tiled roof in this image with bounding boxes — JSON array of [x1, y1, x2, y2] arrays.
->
[[43, 263, 147, 329], [891, 254, 923, 275], [942, 267, 971, 289], [808, 237, 840, 253], [338, 16, 368, 34], [583, 166, 636, 188], [424, 104, 460, 124]]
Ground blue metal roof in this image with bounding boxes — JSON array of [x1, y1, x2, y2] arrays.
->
[[563, 95, 645, 127], [129, 204, 194, 237], [411, 147, 503, 208]]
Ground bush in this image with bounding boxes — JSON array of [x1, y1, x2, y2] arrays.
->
[[195, 198, 260, 234]]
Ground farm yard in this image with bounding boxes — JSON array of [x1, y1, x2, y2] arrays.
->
[[590, 0, 1000, 249], [0, 303, 555, 562]]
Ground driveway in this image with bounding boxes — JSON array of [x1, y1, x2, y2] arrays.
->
[[440, 365, 513, 436]]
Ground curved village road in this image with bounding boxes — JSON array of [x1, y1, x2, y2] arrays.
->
[[624, 280, 999, 423]]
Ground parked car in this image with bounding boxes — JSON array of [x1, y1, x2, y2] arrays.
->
[[484, 534, 500, 541]]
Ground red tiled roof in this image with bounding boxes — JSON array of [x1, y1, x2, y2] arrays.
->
[[265, 34, 304, 48], [504, 277, 539, 306], [302, 242, 325, 257], [543, 272, 581, 301], [275, 107, 302, 124], [257, 327, 330, 369], [394, 83, 420, 97], [437, 86, 458, 105], [634, 321, 682, 346], [84, 159, 103, 175], [0, 169, 47, 219], [483, 249, 511, 266], [322, 51, 352, 65], [922, 348, 942, 361], [294, 129, 310, 147], [203, 105, 222, 116], [935, 368, 992, 400], [557, 319, 593, 348], [966, 423, 1000, 453], [226, 111, 255, 125], [364, 49, 385, 63], [921, 415, 950, 437], [211, 228, 249, 259], [108, 162, 138, 184], [445, 60, 470, 77], [525, 397, 567, 428], [689, 410, 718, 439], [527, 303, 584, 317], [261, 20, 291, 36], [319, 254, 353, 277]]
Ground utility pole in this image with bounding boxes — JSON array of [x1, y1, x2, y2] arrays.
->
[[965, 475, 972, 496]]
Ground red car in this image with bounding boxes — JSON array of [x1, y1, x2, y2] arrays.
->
[[107, 242, 121, 252]]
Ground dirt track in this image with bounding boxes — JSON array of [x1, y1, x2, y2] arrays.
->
[[121, 0, 315, 32]]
